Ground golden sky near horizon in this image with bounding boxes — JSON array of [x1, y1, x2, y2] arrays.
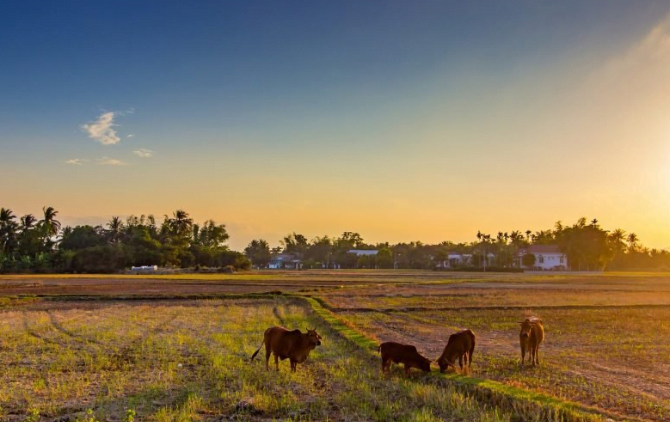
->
[[2, 5, 670, 251]]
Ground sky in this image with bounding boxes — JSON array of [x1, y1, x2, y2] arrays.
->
[[2, 1, 670, 251]]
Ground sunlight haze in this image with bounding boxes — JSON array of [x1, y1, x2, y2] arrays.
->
[[2, 1, 670, 250]]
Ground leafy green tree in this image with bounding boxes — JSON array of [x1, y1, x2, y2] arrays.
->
[[60, 226, 106, 250], [522, 253, 536, 268], [376, 247, 393, 268], [244, 239, 271, 268], [305, 235, 332, 266], [281, 233, 308, 258]]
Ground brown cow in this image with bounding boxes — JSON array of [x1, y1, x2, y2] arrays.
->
[[436, 329, 475, 373], [519, 317, 544, 366], [378, 341, 431, 376], [250, 326, 322, 372]]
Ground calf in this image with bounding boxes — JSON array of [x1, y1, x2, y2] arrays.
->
[[378, 341, 431, 376], [519, 317, 544, 366], [251, 326, 322, 372], [436, 329, 475, 373]]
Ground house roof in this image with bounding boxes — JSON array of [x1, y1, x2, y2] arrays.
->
[[527, 245, 562, 254], [348, 249, 378, 256], [270, 253, 296, 261]]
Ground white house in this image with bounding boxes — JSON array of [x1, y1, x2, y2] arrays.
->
[[347, 249, 378, 256], [518, 245, 568, 270], [435, 253, 494, 268], [268, 253, 302, 270]]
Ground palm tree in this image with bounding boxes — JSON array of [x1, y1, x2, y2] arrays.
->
[[169, 209, 193, 238], [20, 214, 37, 232], [39, 206, 61, 238], [106, 216, 125, 243], [627, 233, 639, 253], [0, 208, 18, 253]]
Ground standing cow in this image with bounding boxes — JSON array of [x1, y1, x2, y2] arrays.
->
[[378, 341, 431, 376], [251, 326, 322, 372], [519, 317, 544, 366], [436, 329, 475, 373]]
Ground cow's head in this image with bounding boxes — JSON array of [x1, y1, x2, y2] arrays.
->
[[306, 328, 322, 346], [436, 354, 455, 373], [518, 318, 541, 339]]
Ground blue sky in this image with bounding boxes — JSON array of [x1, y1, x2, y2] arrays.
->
[[2, 1, 670, 250]]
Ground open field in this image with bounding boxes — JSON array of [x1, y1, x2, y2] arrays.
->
[[2, 270, 670, 421], [0, 297, 522, 422]]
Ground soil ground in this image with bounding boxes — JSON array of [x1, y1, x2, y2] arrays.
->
[[2, 270, 670, 421]]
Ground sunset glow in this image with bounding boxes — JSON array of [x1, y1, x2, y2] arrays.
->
[[2, 1, 670, 250]]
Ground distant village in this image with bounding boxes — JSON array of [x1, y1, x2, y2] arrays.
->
[[267, 245, 565, 271]]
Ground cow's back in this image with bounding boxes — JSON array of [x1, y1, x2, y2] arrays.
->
[[380, 342, 418, 362], [265, 326, 301, 358], [440, 330, 473, 362]]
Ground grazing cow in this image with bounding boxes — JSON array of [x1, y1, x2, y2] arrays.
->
[[436, 329, 475, 373], [378, 341, 431, 376], [519, 317, 544, 366], [251, 326, 322, 372]]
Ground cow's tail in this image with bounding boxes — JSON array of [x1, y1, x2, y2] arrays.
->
[[469, 331, 475, 365], [250, 338, 265, 361]]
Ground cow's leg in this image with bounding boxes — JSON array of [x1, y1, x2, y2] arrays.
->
[[520, 343, 526, 365], [265, 349, 271, 371], [404, 364, 411, 377], [382, 358, 390, 373], [274, 354, 280, 371], [290, 359, 296, 372], [458, 354, 464, 371], [534, 346, 540, 366], [530, 346, 537, 366]]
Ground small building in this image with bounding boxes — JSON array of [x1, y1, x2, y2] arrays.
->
[[517, 245, 568, 270], [131, 265, 158, 272], [347, 249, 378, 256], [268, 253, 302, 270], [435, 253, 472, 269]]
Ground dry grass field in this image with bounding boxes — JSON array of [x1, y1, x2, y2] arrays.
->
[[1, 270, 669, 421], [0, 297, 518, 422]]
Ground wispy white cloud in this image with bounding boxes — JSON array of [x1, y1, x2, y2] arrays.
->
[[65, 158, 88, 165], [96, 156, 128, 166], [81, 112, 121, 145], [133, 148, 153, 158], [127, 134, 135, 138]]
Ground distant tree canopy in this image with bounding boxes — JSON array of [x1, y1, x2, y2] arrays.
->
[[253, 218, 670, 271], [2, 207, 667, 273], [0, 207, 250, 273]]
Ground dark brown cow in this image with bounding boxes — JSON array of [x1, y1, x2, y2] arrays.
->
[[378, 341, 431, 376], [519, 317, 544, 366], [251, 326, 322, 372], [436, 329, 475, 373]]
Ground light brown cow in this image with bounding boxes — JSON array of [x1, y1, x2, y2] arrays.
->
[[251, 326, 322, 372], [436, 329, 475, 373], [378, 341, 431, 376], [519, 317, 544, 366]]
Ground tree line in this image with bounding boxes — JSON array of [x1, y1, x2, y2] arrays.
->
[[244, 218, 670, 271], [0, 207, 249, 273], [2, 207, 668, 273]]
